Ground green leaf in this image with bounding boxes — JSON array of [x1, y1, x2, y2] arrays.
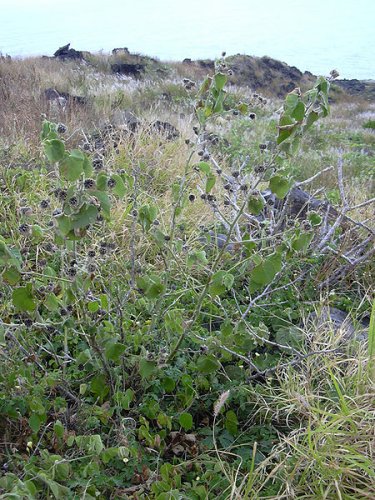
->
[[196, 355, 220, 374], [44, 139, 65, 163], [111, 174, 127, 198], [54, 461, 71, 482], [12, 284, 36, 311], [225, 410, 238, 436], [162, 377, 176, 392], [179, 412, 193, 431], [277, 114, 296, 145], [248, 195, 265, 215], [76, 434, 104, 454], [291, 231, 314, 252], [2, 266, 21, 285], [275, 326, 304, 351], [291, 101, 305, 121], [45, 293, 60, 312], [139, 205, 158, 232], [209, 270, 229, 296], [88, 300, 100, 313], [90, 374, 110, 400], [0, 240, 22, 270], [92, 190, 111, 219], [114, 388, 134, 410], [198, 76, 212, 95], [36, 473, 70, 499], [139, 358, 157, 379], [187, 250, 208, 268], [210, 271, 234, 295], [71, 204, 98, 229], [31, 224, 44, 242], [164, 309, 184, 334], [213, 91, 226, 113], [308, 211, 322, 226], [196, 161, 211, 175], [82, 156, 93, 177], [251, 252, 282, 287], [222, 272, 234, 290], [214, 73, 227, 91], [205, 173, 216, 193], [105, 342, 126, 363], [54, 420, 64, 439], [29, 413, 41, 433], [138, 273, 166, 299], [59, 149, 84, 181], [96, 172, 108, 191], [41, 120, 58, 141], [237, 102, 249, 115], [284, 92, 299, 113], [101, 447, 119, 464], [56, 214, 72, 236], [269, 175, 291, 199], [304, 110, 319, 131]]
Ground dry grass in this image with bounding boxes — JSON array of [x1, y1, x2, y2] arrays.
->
[[226, 312, 375, 498]]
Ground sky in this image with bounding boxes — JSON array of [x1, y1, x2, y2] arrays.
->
[[0, 0, 374, 79]]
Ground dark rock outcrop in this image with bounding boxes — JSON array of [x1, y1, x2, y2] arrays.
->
[[334, 79, 366, 94], [112, 47, 130, 56], [226, 54, 314, 97], [111, 110, 140, 132], [333, 79, 375, 101], [197, 59, 215, 71], [111, 63, 145, 78], [306, 306, 368, 342], [43, 88, 87, 106], [151, 120, 180, 139], [54, 43, 83, 61]]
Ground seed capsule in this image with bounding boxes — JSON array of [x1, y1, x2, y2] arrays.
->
[[18, 223, 30, 235], [40, 199, 50, 209], [84, 178, 95, 189]]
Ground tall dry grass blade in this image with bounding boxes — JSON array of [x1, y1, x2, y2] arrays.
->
[[368, 299, 375, 379]]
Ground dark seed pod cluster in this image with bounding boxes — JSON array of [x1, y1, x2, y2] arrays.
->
[[84, 179, 95, 189], [18, 223, 30, 235], [40, 199, 50, 209]]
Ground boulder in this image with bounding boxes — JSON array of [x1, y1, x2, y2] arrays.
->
[[111, 110, 140, 132], [151, 120, 180, 139], [112, 47, 130, 56], [43, 88, 86, 106], [54, 43, 83, 60], [305, 306, 368, 342], [111, 63, 144, 77], [261, 187, 341, 224]]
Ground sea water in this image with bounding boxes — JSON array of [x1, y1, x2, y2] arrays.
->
[[0, 0, 374, 79]]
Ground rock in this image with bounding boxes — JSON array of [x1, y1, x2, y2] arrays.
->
[[111, 110, 140, 132], [197, 59, 215, 70], [112, 47, 130, 56], [54, 43, 83, 61], [225, 54, 315, 97], [151, 120, 180, 139], [44, 88, 61, 101], [261, 186, 340, 223], [305, 307, 368, 342], [334, 79, 366, 94], [43, 88, 87, 106], [200, 230, 235, 254], [111, 63, 144, 77]]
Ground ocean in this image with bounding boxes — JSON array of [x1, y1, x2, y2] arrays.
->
[[1, 0, 374, 80]]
